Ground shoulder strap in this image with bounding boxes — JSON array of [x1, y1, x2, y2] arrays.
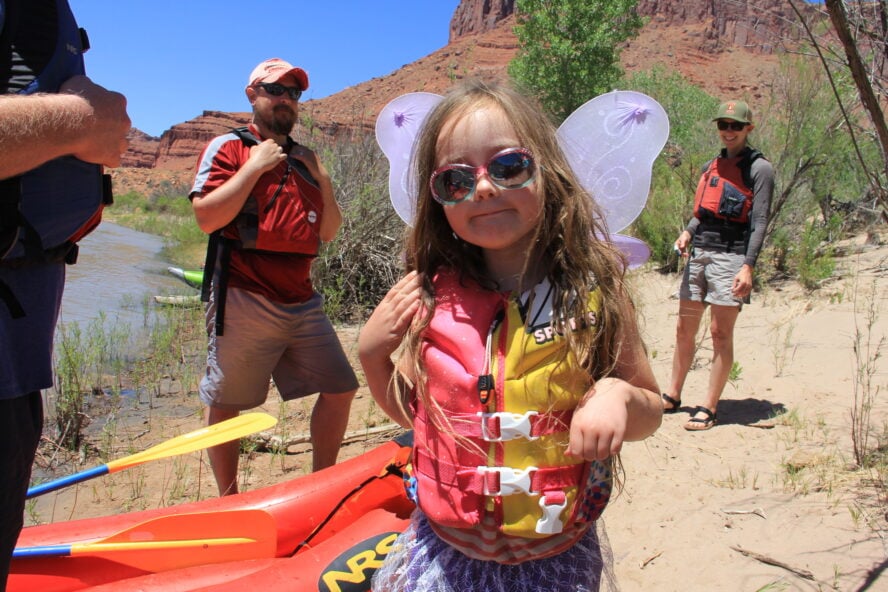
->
[[231, 126, 259, 146], [232, 126, 318, 190], [198, 127, 259, 337], [739, 148, 764, 191]]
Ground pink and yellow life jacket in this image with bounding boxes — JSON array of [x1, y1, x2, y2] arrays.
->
[[412, 269, 613, 539]]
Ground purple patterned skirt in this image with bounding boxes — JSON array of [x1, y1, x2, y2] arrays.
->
[[371, 512, 616, 592]]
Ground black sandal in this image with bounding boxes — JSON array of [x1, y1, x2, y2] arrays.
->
[[661, 393, 682, 414], [684, 407, 717, 431]]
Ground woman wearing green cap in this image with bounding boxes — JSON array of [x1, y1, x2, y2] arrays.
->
[[660, 100, 774, 431]]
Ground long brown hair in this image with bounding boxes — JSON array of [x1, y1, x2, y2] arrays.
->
[[398, 79, 632, 424]]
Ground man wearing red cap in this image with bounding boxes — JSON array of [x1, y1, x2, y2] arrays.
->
[[189, 58, 357, 495]]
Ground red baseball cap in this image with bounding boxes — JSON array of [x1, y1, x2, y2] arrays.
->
[[247, 58, 309, 90]]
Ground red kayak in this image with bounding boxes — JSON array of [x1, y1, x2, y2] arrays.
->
[[10, 433, 415, 592]]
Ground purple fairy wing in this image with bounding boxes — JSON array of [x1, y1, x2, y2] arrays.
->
[[611, 233, 652, 269], [375, 92, 443, 225], [557, 90, 669, 235]]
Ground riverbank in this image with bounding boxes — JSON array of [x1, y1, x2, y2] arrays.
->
[[25, 231, 888, 591]]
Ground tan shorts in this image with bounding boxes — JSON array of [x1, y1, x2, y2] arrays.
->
[[199, 287, 359, 410], [679, 249, 748, 307]]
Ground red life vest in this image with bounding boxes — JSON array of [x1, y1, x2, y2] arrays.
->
[[693, 150, 760, 224], [198, 126, 324, 335], [222, 127, 322, 256], [412, 270, 613, 539]]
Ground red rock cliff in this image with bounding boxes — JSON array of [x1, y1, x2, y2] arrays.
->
[[118, 0, 816, 182]]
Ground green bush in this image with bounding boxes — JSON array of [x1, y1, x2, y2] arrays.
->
[[311, 131, 406, 323]]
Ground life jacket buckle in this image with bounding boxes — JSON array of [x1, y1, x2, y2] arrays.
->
[[479, 465, 538, 496], [535, 493, 567, 535], [478, 410, 539, 442]]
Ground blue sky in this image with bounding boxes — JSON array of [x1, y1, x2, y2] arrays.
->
[[69, 1, 461, 137]]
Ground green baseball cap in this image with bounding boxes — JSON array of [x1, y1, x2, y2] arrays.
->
[[713, 100, 752, 123]]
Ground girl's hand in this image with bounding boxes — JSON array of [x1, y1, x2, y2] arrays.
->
[[358, 271, 422, 362], [567, 377, 634, 461]]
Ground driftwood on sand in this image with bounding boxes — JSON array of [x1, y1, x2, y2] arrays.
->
[[249, 423, 404, 453]]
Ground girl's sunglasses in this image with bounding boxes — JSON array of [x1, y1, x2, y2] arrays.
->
[[716, 120, 747, 132], [256, 82, 303, 101], [429, 148, 537, 205]]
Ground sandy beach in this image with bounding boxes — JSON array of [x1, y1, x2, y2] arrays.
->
[[26, 232, 888, 591]]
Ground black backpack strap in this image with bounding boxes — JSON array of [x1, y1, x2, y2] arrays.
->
[[214, 237, 232, 337], [739, 148, 764, 191], [196, 128, 257, 338], [199, 230, 232, 337], [200, 230, 219, 304], [233, 126, 318, 187], [231, 126, 259, 146]]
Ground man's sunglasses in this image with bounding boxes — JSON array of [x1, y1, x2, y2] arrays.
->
[[256, 82, 303, 101], [429, 148, 537, 205], [716, 120, 747, 132]]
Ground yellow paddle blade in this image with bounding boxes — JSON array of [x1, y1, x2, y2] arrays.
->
[[15, 510, 278, 573], [107, 412, 277, 472]]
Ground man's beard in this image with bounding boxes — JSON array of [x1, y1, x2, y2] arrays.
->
[[258, 106, 296, 136]]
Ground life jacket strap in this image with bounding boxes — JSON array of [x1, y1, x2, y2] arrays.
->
[[448, 409, 573, 442], [413, 447, 583, 497]]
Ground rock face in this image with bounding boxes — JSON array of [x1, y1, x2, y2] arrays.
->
[[116, 0, 818, 191], [154, 110, 250, 171], [120, 128, 159, 169], [449, 0, 805, 53], [449, 0, 515, 41]]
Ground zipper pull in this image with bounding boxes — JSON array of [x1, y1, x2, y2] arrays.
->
[[478, 308, 505, 405], [478, 374, 494, 404]]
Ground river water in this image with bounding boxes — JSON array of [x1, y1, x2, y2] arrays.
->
[[59, 222, 194, 330]]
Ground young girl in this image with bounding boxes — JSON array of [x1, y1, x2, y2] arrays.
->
[[359, 80, 662, 592]]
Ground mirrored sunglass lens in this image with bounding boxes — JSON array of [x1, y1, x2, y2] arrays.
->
[[434, 169, 474, 203], [489, 152, 533, 187]]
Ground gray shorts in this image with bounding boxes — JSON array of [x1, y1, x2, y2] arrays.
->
[[199, 287, 359, 410], [679, 249, 748, 307]]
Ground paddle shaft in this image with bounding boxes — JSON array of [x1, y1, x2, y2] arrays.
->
[[13, 509, 277, 573], [27, 465, 108, 498], [14, 537, 256, 558]]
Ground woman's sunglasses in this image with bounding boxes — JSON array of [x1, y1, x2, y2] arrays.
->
[[256, 82, 303, 101], [429, 148, 537, 205], [716, 120, 747, 132]]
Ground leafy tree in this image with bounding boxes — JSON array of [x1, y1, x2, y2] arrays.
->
[[509, 0, 643, 122], [788, 0, 888, 222]]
